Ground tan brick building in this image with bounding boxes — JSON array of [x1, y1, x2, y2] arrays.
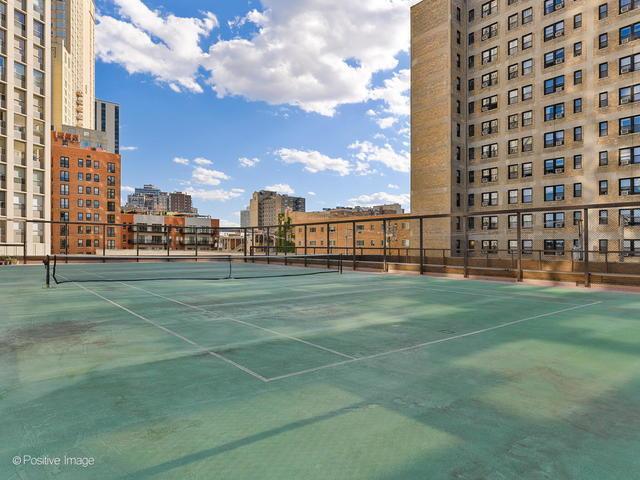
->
[[51, 131, 121, 254], [412, 0, 640, 256], [289, 210, 414, 255]]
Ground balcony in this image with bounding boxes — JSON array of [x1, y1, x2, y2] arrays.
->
[[14, 151, 25, 166], [13, 206, 25, 218], [14, 126, 26, 141], [33, 155, 44, 170], [33, 181, 44, 194], [0, 174, 5, 189]]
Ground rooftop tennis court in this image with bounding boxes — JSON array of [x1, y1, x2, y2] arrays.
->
[[2, 258, 640, 479]]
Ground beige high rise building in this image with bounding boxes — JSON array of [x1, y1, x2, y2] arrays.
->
[[412, 0, 640, 256], [0, 0, 52, 256], [52, 0, 95, 130], [248, 190, 306, 227]]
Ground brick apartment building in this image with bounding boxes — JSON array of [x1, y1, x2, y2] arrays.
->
[[120, 213, 220, 252], [51, 132, 122, 254], [288, 209, 414, 255]]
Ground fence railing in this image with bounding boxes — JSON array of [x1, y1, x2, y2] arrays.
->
[[2, 200, 640, 287]]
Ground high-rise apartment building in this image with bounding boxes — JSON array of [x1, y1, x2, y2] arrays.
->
[[51, 131, 121, 254], [240, 209, 250, 227], [248, 190, 306, 227], [0, 0, 51, 256], [95, 98, 119, 154], [412, 0, 640, 255], [51, 0, 95, 130], [169, 191, 194, 214]]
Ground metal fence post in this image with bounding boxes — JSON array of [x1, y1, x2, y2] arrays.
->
[[166, 225, 171, 257], [517, 213, 523, 282], [583, 207, 591, 288], [463, 217, 469, 278], [22, 221, 28, 265], [266, 227, 270, 261], [102, 224, 106, 261], [195, 227, 199, 257], [251, 227, 255, 258], [304, 224, 308, 267], [352, 221, 357, 271], [419, 217, 424, 275], [326, 223, 330, 267], [243, 228, 248, 258], [383, 219, 388, 272]]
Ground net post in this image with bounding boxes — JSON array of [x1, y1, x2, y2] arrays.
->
[[285, 249, 288, 266], [516, 213, 523, 282], [22, 220, 27, 265], [339, 253, 343, 274], [44, 255, 50, 288], [383, 219, 388, 273], [419, 218, 424, 275], [583, 207, 591, 288], [352, 221, 356, 271]]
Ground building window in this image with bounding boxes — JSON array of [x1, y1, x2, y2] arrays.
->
[[544, 20, 564, 41], [574, 154, 583, 169], [600, 180, 609, 195], [545, 103, 564, 121], [599, 3, 609, 19], [545, 212, 565, 228], [544, 157, 565, 174], [599, 121, 609, 137], [599, 62, 609, 78], [544, 130, 565, 148], [599, 210, 609, 225], [599, 91, 609, 107], [599, 33, 609, 48], [619, 177, 640, 195], [544, 185, 565, 201], [600, 151, 609, 166], [620, 115, 640, 134], [544, 75, 564, 94], [573, 183, 582, 198]]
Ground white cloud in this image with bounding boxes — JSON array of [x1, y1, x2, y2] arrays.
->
[[239, 157, 260, 168], [173, 157, 190, 165], [96, 0, 218, 93], [186, 187, 245, 202], [308, 191, 317, 196], [96, 0, 410, 115], [191, 166, 230, 186], [121, 185, 135, 194], [193, 157, 213, 166], [376, 117, 398, 129], [348, 192, 410, 208], [120, 146, 138, 151], [368, 68, 410, 122], [276, 148, 351, 176], [349, 141, 409, 173], [264, 183, 295, 195], [387, 183, 399, 189]]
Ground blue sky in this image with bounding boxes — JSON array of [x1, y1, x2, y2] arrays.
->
[[95, 0, 411, 225]]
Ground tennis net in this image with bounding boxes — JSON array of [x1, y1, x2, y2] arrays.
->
[[44, 254, 343, 285]]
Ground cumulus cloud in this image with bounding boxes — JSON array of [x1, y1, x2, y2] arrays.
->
[[308, 191, 317, 196], [96, 0, 410, 115], [193, 157, 213, 166], [276, 148, 351, 176], [121, 185, 135, 194], [387, 183, 400, 189], [264, 183, 295, 195], [349, 141, 409, 173], [173, 157, 190, 165], [185, 187, 245, 202], [96, 0, 218, 92], [239, 157, 260, 168], [349, 192, 410, 208], [120, 146, 138, 151], [191, 166, 230, 186], [367, 68, 410, 128]]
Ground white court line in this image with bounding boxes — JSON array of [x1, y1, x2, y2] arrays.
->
[[420, 285, 588, 306], [264, 300, 602, 382], [67, 279, 269, 382], [117, 281, 355, 360]]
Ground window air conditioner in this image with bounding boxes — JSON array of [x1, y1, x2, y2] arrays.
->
[[621, 65, 632, 73], [622, 190, 630, 196], [621, 127, 632, 134], [556, 58, 563, 64], [621, 158, 630, 165], [621, 36, 631, 44], [621, 96, 631, 104], [621, 4, 631, 12], [481, 200, 490, 207]]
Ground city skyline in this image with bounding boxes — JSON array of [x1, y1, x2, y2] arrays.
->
[[93, 0, 413, 226]]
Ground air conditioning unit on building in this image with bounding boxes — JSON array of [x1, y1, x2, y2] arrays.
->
[[621, 96, 631, 104], [621, 158, 631, 165], [621, 3, 631, 12], [621, 65, 632, 74], [622, 190, 630, 196]]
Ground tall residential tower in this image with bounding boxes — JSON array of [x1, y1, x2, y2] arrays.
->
[[0, 0, 51, 255], [51, 0, 95, 130], [412, 0, 640, 255]]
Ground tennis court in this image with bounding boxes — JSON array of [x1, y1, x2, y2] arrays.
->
[[2, 257, 640, 479]]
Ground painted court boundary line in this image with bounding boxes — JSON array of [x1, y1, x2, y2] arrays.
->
[[264, 300, 602, 382], [117, 281, 355, 360], [65, 279, 269, 382]]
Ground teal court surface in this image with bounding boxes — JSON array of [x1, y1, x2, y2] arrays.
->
[[1, 259, 640, 479]]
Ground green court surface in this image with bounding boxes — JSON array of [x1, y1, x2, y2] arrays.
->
[[1, 262, 640, 479]]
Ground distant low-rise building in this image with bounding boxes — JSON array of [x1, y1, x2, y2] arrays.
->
[[121, 213, 220, 251], [240, 209, 251, 228]]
